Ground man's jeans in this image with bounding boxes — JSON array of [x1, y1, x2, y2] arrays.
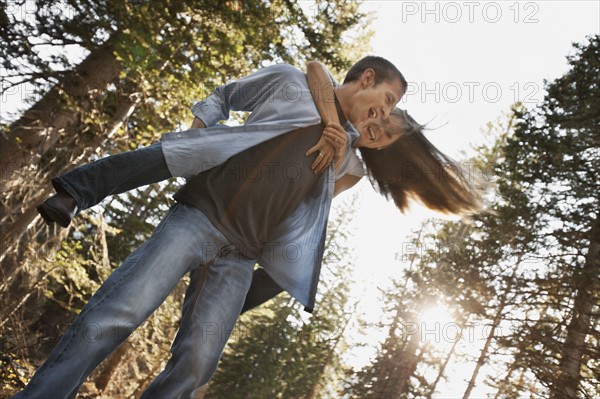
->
[[14, 203, 255, 398], [52, 142, 172, 212]]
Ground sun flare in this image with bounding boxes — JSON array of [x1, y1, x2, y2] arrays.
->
[[417, 304, 460, 350], [419, 304, 455, 326]]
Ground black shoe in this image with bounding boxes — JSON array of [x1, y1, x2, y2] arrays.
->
[[37, 192, 78, 227]]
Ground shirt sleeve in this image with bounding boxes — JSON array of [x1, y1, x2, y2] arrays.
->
[[337, 151, 365, 180], [191, 64, 301, 127]]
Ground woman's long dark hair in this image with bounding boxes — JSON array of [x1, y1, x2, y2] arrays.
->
[[359, 109, 481, 215]]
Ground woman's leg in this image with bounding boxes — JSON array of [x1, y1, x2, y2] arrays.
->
[[37, 142, 172, 226], [53, 142, 172, 211]]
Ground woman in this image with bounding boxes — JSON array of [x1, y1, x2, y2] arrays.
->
[[38, 61, 477, 227]]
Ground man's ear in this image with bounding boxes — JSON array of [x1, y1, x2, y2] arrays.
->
[[361, 68, 376, 88]]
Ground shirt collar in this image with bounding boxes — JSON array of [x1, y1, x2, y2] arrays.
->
[[334, 93, 348, 126], [333, 93, 359, 144]]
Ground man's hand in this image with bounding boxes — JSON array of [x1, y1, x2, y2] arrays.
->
[[306, 122, 348, 174], [191, 117, 206, 129]]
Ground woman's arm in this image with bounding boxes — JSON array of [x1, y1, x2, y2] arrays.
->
[[333, 174, 361, 197], [306, 61, 341, 126], [305, 61, 348, 174]]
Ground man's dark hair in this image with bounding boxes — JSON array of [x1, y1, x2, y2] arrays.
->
[[343, 56, 407, 95]]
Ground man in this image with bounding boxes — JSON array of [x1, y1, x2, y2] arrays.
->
[[15, 56, 406, 398]]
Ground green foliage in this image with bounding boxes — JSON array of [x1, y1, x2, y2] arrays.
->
[[2, 0, 370, 127], [345, 220, 468, 398], [44, 239, 102, 309], [0, 354, 28, 397]]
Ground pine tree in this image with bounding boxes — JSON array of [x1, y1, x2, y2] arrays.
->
[[346, 34, 598, 399], [501, 34, 600, 399]]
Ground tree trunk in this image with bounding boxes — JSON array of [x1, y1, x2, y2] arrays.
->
[[0, 91, 138, 262], [462, 298, 506, 399], [427, 321, 463, 398], [550, 216, 600, 399], [0, 39, 122, 192], [0, 35, 123, 264], [462, 255, 523, 399], [94, 341, 132, 392], [392, 330, 421, 398]]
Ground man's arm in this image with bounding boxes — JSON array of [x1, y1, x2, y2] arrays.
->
[[190, 64, 300, 127], [189, 62, 347, 172]]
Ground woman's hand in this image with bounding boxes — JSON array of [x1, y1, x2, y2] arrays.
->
[[324, 122, 349, 173], [306, 122, 348, 174]]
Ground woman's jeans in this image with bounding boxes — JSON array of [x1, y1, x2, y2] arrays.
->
[[14, 203, 256, 398], [52, 142, 172, 212]]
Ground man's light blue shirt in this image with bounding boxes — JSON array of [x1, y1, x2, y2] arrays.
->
[[161, 64, 362, 311]]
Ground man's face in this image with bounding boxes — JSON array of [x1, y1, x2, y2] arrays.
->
[[346, 69, 404, 127]]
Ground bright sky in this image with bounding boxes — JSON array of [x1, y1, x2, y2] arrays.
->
[[333, 1, 599, 397]]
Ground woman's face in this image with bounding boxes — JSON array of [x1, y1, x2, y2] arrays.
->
[[354, 118, 401, 149]]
